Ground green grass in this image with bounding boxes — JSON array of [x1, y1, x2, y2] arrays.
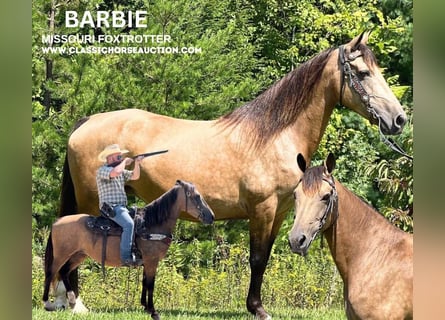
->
[[32, 306, 346, 319]]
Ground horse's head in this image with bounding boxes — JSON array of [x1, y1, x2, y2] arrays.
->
[[176, 180, 215, 225], [337, 30, 407, 135], [288, 153, 338, 256]]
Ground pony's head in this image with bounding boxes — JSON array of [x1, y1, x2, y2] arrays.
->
[[139, 180, 215, 227], [288, 153, 338, 256], [337, 30, 407, 135], [175, 180, 215, 225]]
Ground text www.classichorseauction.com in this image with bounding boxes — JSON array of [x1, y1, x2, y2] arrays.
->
[[40, 10, 202, 55], [41, 34, 202, 55]]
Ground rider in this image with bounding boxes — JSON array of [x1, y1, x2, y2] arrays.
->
[[96, 144, 144, 266]]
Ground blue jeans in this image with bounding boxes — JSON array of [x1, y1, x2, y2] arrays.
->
[[110, 205, 134, 262]]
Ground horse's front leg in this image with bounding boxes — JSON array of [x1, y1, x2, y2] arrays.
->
[[246, 200, 281, 320], [143, 267, 160, 320], [140, 273, 148, 310], [246, 208, 273, 320]]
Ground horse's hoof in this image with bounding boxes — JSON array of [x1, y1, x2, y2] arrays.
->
[[151, 312, 160, 320], [71, 297, 89, 314], [43, 301, 56, 311], [255, 311, 272, 320], [53, 281, 68, 309], [67, 291, 76, 307], [54, 301, 68, 310]]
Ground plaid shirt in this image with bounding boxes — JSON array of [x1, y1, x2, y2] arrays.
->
[[96, 165, 133, 207]]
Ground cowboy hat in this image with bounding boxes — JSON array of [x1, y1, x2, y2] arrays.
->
[[98, 144, 129, 162]]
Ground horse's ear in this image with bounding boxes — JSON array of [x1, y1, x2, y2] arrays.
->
[[324, 153, 336, 174], [346, 30, 372, 51], [296, 153, 307, 173], [175, 180, 182, 185]]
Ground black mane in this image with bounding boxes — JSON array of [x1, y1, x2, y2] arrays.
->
[[139, 186, 180, 227]]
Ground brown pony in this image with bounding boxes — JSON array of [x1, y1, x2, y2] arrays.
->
[[289, 154, 413, 319], [57, 31, 407, 319], [43, 180, 214, 319]]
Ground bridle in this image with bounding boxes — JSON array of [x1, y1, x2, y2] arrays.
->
[[338, 45, 412, 161], [339, 45, 369, 107], [184, 187, 188, 213], [295, 176, 338, 243], [317, 176, 339, 233], [184, 187, 204, 222]]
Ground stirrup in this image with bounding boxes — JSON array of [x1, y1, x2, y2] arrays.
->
[[122, 255, 143, 267]]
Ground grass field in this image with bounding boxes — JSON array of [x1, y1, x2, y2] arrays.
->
[[32, 254, 346, 320], [33, 225, 346, 319], [32, 306, 346, 319]]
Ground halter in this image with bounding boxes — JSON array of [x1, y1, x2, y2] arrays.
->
[[338, 46, 412, 161]]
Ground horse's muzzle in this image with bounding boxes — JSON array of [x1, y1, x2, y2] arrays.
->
[[201, 208, 215, 225], [375, 109, 407, 135], [288, 235, 309, 257]]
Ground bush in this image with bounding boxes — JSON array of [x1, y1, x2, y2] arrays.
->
[[32, 224, 343, 311]]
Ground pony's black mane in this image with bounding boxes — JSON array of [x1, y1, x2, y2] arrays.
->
[[218, 47, 335, 148], [139, 185, 180, 227]]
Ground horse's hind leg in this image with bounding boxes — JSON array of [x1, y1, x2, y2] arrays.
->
[[43, 270, 57, 311], [56, 252, 89, 313], [43, 263, 69, 311], [59, 261, 77, 308], [43, 234, 66, 311]]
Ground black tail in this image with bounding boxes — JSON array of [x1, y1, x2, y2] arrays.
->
[[58, 154, 77, 217], [58, 116, 90, 217], [57, 116, 90, 294], [44, 232, 54, 277], [43, 232, 54, 302]]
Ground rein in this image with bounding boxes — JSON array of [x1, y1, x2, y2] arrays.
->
[[185, 187, 188, 214], [338, 45, 412, 161]]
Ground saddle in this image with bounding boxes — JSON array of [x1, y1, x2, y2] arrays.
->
[[86, 207, 137, 237], [85, 206, 172, 275], [85, 207, 139, 275], [86, 206, 173, 242]]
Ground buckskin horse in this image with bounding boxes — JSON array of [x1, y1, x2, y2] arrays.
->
[[56, 31, 407, 319], [289, 154, 413, 319], [43, 180, 214, 319]]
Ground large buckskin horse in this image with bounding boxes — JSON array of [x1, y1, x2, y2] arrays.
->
[[56, 31, 407, 319]]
